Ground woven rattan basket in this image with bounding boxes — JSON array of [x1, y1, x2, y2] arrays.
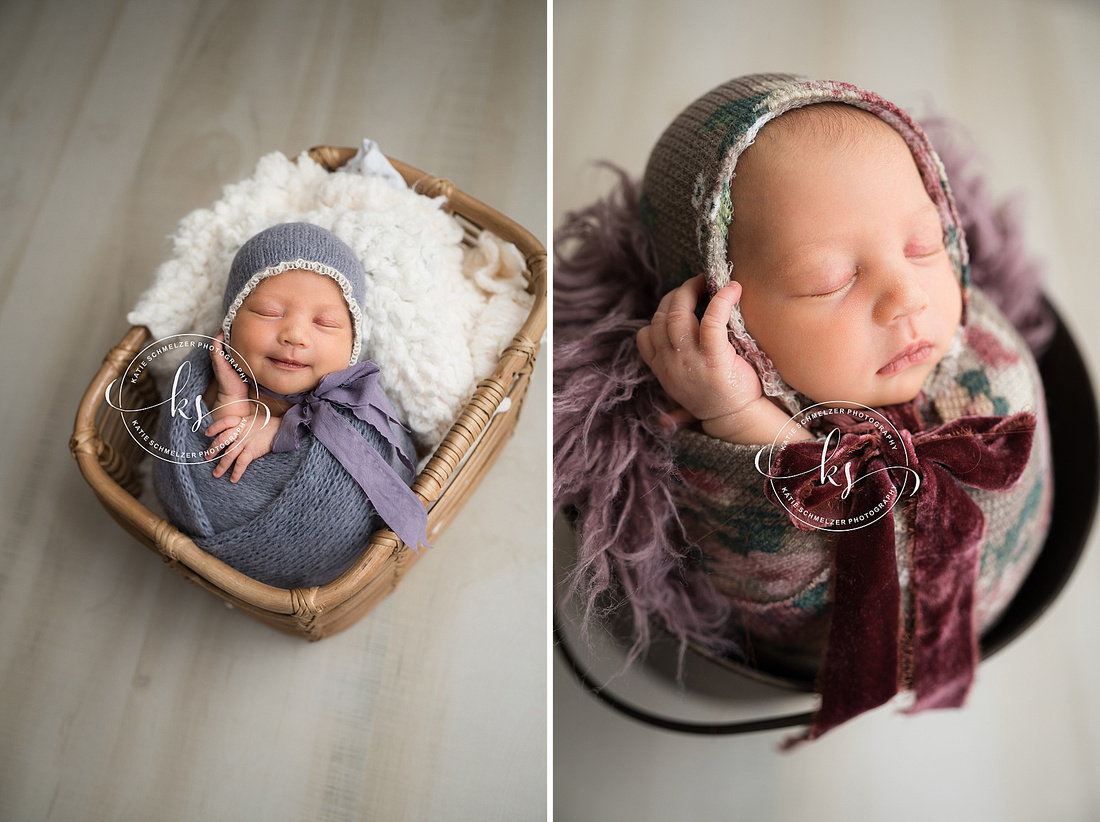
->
[[70, 146, 546, 640]]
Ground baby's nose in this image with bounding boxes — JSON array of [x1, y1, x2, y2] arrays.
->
[[878, 271, 928, 323], [280, 319, 309, 345]]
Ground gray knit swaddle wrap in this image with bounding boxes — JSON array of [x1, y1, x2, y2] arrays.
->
[[154, 350, 416, 588]]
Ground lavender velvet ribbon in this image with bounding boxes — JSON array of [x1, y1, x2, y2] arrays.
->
[[264, 361, 430, 553], [764, 405, 1035, 744]]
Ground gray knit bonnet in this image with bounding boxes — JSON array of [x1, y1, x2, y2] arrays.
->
[[222, 222, 366, 366], [640, 73, 970, 412]]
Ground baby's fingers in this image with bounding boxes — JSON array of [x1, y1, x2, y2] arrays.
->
[[645, 287, 678, 340], [657, 406, 699, 432], [210, 332, 248, 394], [211, 440, 255, 482], [663, 275, 708, 347], [206, 418, 247, 460], [227, 448, 256, 483], [211, 446, 238, 479], [698, 280, 742, 355], [640, 282, 691, 361], [205, 414, 242, 438], [210, 332, 229, 371]]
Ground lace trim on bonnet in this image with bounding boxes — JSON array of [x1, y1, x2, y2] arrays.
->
[[714, 92, 969, 412], [221, 258, 364, 367]]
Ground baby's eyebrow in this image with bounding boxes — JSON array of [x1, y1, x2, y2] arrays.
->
[[246, 295, 283, 308], [777, 202, 941, 263]]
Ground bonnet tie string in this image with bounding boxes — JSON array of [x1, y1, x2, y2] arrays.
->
[[264, 361, 430, 553], [763, 407, 1035, 745]]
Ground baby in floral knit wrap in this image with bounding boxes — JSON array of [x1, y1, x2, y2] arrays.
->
[[555, 74, 1052, 743]]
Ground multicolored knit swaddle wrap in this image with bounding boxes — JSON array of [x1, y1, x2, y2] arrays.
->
[[675, 289, 1050, 742], [638, 74, 1051, 741]]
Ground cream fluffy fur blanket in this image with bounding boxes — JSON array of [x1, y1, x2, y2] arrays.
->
[[128, 150, 534, 451]]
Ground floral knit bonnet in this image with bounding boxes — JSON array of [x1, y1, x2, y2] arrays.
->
[[221, 222, 366, 367], [640, 73, 971, 413]]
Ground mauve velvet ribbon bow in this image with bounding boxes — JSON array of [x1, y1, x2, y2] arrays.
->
[[265, 361, 430, 554], [763, 404, 1035, 744]]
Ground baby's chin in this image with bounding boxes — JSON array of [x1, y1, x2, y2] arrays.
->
[[871, 352, 949, 407], [260, 372, 323, 397]]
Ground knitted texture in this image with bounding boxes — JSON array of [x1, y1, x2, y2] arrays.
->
[[153, 348, 416, 589], [641, 74, 969, 413], [554, 168, 734, 660], [222, 222, 367, 366], [674, 288, 1051, 677]]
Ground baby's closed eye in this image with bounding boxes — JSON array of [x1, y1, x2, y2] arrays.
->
[[905, 213, 947, 259], [247, 300, 284, 317], [805, 268, 859, 298], [905, 237, 946, 260]]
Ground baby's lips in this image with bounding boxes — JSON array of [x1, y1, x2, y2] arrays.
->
[[878, 339, 933, 375]]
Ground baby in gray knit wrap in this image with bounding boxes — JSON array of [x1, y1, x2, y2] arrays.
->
[[154, 222, 428, 589]]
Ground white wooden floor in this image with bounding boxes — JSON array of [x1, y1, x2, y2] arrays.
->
[[554, 1, 1100, 820], [0, 1, 546, 820]]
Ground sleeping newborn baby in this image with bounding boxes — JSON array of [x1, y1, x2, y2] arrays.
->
[[629, 75, 1052, 741], [154, 222, 428, 589]]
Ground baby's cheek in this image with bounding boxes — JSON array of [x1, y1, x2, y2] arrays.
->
[[936, 266, 964, 326], [772, 345, 834, 401]]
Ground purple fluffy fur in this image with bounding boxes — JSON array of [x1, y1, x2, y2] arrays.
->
[[553, 166, 733, 662]]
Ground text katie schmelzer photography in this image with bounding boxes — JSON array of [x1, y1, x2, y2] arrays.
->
[[104, 333, 268, 465], [756, 402, 921, 532]]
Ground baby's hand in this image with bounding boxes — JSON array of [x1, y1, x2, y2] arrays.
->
[[205, 408, 280, 483], [208, 332, 251, 422], [637, 276, 812, 445], [637, 274, 764, 425]]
